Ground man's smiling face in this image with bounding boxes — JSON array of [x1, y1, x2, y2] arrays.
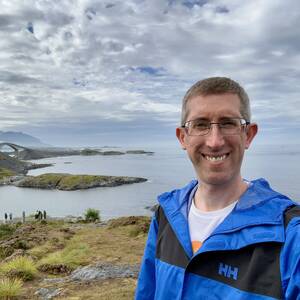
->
[[176, 93, 257, 187]]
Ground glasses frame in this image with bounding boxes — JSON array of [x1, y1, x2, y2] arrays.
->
[[182, 118, 250, 136]]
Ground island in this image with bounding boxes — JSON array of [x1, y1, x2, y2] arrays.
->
[[9, 173, 147, 191]]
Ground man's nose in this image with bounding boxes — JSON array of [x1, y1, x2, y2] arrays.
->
[[205, 124, 225, 148]]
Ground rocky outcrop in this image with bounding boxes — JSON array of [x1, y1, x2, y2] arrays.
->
[[12, 173, 147, 191], [0, 152, 53, 178], [0, 152, 28, 174], [70, 263, 139, 281], [35, 287, 63, 300]]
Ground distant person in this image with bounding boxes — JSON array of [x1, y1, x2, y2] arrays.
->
[[135, 77, 300, 299]]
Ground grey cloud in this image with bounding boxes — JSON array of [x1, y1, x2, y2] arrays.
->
[[0, 14, 19, 31], [0, 0, 299, 146], [0, 71, 40, 84]]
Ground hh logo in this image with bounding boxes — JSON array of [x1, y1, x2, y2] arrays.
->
[[218, 263, 239, 280]]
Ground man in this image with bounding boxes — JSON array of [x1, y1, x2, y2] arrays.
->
[[135, 77, 300, 299]]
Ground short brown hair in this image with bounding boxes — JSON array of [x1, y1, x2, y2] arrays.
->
[[181, 77, 251, 125]]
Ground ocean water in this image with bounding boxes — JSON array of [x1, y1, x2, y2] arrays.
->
[[0, 144, 299, 220]]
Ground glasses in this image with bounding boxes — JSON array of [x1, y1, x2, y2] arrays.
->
[[182, 118, 250, 136]]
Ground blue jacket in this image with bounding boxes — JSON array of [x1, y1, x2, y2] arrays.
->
[[135, 178, 300, 300]]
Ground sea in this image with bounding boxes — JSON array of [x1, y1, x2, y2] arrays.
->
[[0, 144, 299, 220]]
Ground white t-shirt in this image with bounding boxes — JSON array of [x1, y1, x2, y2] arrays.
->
[[188, 198, 238, 253]]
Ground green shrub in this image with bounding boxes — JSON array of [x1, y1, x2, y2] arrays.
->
[[0, 256, 37, 281], [84, 208, 100, 222], [13, 240, 28, 250], [0, 277, 23, 298]]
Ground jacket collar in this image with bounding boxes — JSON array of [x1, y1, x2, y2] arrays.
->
[[158, 178, 295, 257]]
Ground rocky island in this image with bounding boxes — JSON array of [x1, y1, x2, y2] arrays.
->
[[0, 143, 152, 190], [10, 173, 147, 191]]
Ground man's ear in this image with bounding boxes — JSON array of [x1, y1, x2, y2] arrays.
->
[[245, 123, 258, 149], [176, 127, 187, 150]]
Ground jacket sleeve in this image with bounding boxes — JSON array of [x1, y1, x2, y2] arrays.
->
[[135, 214, 158, 300], [281, 216, 300, 299]]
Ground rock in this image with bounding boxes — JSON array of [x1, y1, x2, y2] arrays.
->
[[38, 263, 73, 275], [35, 287, 63, 300], [70, 263, 140, 281], [43, 277, 66, 284], [0, 152, 27, 174], [145, 204, 159, 212], [108, 216, 150, 228]]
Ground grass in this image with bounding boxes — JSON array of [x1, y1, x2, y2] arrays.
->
[[0, 224, 16, 240], [34, 218, 149, 269], [0, 167, 15, 180], [59, 278, 136, 299], [0, 216, 150, 299], [58, 174, 112, 190], [37, 239, 91, 269], [0, 277, 23, 298], [0, 257, 37, 281]]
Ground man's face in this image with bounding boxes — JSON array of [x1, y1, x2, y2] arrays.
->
[[176, 93, 257, 187]]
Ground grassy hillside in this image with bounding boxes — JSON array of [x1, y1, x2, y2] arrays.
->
[[0, 216, 150, 299]]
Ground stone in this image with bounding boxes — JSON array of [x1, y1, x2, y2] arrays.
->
[[35, 287, 63, 299], [70, 263, 140, 281]]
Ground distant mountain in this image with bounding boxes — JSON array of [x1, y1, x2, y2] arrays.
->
[[0, 131, 48, 147]]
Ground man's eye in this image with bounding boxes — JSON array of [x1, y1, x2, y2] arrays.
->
[[221, 120, 238, 127], [193, 122, 209, 128]]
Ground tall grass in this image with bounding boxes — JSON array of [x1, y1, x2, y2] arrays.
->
[[0, 277, 23, 298], [0, 256, 37, 281], [38, 240, 90, 268]]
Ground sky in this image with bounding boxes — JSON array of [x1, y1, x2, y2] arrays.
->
[[0, 0, 299, 147]]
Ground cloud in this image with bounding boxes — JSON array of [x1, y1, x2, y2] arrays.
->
[[0, 0, 299, 145]]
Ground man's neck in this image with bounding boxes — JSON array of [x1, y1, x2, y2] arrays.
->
[[194, 177, 248, 212]]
